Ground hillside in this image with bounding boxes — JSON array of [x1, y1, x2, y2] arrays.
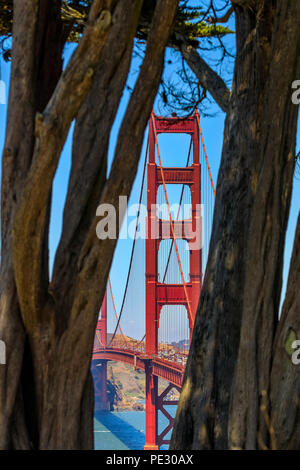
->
[[106, 361, 180, 411], [102, 334, 183, 410]]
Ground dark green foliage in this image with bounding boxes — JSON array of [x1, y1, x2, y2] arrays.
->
[[0, 0, 12, 54], [174, 3, 233, 44]]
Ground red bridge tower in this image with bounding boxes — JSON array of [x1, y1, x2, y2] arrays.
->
[[144, 112, 202, 449]]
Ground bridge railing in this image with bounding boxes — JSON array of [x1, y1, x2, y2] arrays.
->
[[110, 337, 146, 354], [94, 336, 188, 367]]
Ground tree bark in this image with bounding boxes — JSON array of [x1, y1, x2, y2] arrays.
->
[[229, 0, 300, 449], [0, 0, 64, 449], [171, 0, 300, 450], [180, 43, 230, 113], [269, 215, 300, 449]]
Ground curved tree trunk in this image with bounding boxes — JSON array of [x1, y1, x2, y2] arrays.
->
[[171, 0, 300, 450]]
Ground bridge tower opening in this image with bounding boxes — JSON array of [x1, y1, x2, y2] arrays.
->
[[144, 112, 202, 450]]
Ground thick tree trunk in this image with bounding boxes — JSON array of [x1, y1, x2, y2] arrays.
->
[[269, 215, 300, 449], [0, 0, 63, 449], [229, 0, 300, 449], [171, 0, 300, 450]]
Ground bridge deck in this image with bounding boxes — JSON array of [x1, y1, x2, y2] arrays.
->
[[93, 348, 185, 388]]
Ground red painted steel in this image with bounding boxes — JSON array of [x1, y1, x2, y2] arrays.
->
[[96, 290, 107, 348], [93, 348, 185, 388], [144, 112, 202, 449], [91, 359, 109, 411], [144, 361, 159, 450], [157, 384, 180, 447], [92, 294, 108, 411]]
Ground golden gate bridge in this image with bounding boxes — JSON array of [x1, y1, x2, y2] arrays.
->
[[92, 110, 215, 449]]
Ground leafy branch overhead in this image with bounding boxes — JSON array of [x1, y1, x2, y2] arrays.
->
[[0, 0, 233, 55]]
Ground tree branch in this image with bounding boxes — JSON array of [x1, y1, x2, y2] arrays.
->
[[68, 0, 180, 330], [230, 0, 254, 6], [12, 0, 113, 332], [180, 42, 231, 113], [51, 0, 143, 327], [207, 6, 234, 24]]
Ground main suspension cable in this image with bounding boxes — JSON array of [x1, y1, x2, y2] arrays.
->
[[108, 276, 129, 347], [195, 110, 216, 198], [108, 140, 149, 347]]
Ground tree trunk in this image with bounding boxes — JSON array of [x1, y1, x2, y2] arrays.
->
[[0, 0, 63, 449], [269, 215, 300, 449], [229, 0, 300, 449], [171, 0, 300, 450]]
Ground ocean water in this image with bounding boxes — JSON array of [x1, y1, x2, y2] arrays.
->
[[94, 408, 176, 450]]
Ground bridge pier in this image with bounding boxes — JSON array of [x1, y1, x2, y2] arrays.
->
[[92, 359, 109, 412], [144, 361, 159, 450]]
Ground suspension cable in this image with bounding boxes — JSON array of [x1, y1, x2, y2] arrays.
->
[[108, 140, 149, 347], [195, 110, 216, 198], [108, 276, 130, 347], [136, 333, 146, 349]]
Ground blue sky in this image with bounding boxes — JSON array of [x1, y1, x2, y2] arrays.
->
[[0, 6, 299, 340]]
